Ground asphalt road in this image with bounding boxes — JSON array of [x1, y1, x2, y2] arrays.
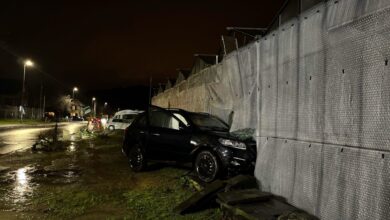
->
[[0, 122, 86, 155]]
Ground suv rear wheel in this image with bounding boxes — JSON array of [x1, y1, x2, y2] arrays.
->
[[195, 150, 220, 183]]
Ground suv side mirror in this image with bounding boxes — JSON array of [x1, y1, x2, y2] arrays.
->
[[179, 124, 189, 131]]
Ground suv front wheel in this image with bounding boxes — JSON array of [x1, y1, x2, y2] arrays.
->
[[195, 150, 220, 183], [128, 144, 147, 172]]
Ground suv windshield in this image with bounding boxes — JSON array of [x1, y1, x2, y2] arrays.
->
[[189, 113, 229, 131]]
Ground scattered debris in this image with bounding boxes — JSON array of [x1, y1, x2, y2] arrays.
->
[[224, 175, 258, 192], [174, 179, 226, 215], [217, 189, 272, 205], [175, 174, 318, 220], [217, 195, 318, 220], [32, 136, 54, 151], [186, 175, 204, 192], [218, 198, 297, 220], [31, 124, 62, 152], [174, 175, 257, 215]]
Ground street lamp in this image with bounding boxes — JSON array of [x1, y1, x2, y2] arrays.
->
[[21, 60, 33, 106], [20, 59, 33, 121], [72, 87, 78, 99], [92, 97, 96, 117], [103, 102, 108, 114]]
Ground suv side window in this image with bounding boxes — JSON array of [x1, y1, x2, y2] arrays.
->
[[173, 113, 189, 126], [150, 110, 180, 130], [135, 115, 147, 128], [123, 114, 137, 123]]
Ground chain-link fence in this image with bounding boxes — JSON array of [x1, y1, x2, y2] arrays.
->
[[0, 105, 43, 119]]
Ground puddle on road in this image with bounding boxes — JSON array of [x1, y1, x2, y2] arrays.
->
[[67, 141, 77, 152], [0, 166, 37, 206], [0, 163, 83, 210], [31, 167, 82, 184], [0, 130, 135, 217]]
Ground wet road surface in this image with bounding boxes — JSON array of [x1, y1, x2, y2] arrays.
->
[[0, 122, 85, 155]]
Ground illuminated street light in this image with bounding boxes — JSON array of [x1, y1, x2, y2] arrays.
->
[[92, 97, 96, 117], [20, 59, 34, 121], [22, 60, 34, 104], [103, 102, 108, 115], [24, 60, 33, 67], [72, 87, 78, 99]]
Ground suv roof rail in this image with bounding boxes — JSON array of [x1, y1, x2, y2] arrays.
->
[[166, 108, 185, 111]]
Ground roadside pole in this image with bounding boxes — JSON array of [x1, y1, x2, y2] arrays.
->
[[149, 77, 152, 106], [43, 95, 46, 119]]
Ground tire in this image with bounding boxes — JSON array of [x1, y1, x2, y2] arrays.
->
[[194, 150, 220, 183], [128, 144, 147, 172], [108, 125, 115, 131]]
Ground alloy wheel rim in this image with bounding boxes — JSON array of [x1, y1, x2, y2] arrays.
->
[[129, 147, 143, 168], [196, 153, 217, 182]]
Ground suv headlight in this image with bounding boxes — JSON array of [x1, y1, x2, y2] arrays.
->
[[218, 138, 246, 150]]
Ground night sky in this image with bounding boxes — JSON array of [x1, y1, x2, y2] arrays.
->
[[0, 0, 284, 110], [0, 0, 283, 90]]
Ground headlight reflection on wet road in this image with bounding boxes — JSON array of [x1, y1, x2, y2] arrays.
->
[[0, 128, 52, 154], [0, 123, 85, 155], [68, 142, 76, 152], [13, 167, 33, 203]]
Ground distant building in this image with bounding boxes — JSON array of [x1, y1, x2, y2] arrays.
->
[[70, 99, 84, 117]]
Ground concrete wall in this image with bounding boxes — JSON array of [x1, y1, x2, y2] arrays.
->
[[153, 1, 390, 218]]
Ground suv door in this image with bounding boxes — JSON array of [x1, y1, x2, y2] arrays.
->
[[148, 109, 191, 161], [124, 114, 148, 150], [122, 114, 137, 129]]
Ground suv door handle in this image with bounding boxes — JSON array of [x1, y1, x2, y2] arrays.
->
[[139, 131, 145, 134], [151, 133, 160, 136]]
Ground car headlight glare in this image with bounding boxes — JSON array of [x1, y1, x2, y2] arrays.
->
[[218, 138, 246, 150]]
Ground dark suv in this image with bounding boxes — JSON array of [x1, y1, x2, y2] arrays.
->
[[122, 106, 256, 182]]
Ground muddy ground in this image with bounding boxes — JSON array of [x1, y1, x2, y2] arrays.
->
[[0, 128, 221, 219]]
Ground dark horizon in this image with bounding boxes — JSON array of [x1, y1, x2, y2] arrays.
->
[[0, 0, 284, 110], [0, 1, 283, 89]]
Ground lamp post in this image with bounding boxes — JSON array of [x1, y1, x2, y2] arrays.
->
[[20, 60, 33, 121], [92, 97, 96, 117], [104, 102, 108, 114], [72, 87, 78, 99], [21, 60, 33, 107]]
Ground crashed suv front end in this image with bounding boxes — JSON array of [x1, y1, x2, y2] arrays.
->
[[214, 138, 257, 176], [190, 130, 257, 177]]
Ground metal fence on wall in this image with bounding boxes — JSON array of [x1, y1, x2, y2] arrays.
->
[[153, 0, 390, 219]]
